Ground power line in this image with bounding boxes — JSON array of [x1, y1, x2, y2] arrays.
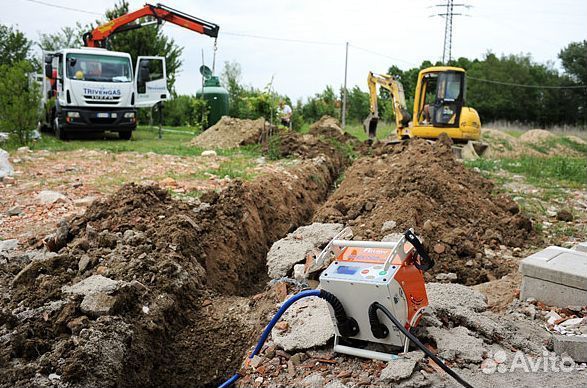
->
[[222, 31, 340, 47], [18, 0, 102, 16], [467, 76, 587, 89], [348, 44, 416, 66]]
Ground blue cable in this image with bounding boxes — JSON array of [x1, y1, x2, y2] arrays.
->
[[217, 289, 321, 388], [218, 373, 240, 388]]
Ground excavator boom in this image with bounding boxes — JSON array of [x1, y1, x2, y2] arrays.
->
[[364, 72, 411, 140], [83, 3, 219, 47]]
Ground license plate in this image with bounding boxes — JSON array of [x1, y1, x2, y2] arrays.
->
[[97, 113, 109, 118]]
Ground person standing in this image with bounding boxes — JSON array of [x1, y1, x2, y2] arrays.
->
[[277, 99, 292, 129]]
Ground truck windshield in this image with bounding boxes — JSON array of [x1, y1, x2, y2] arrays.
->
[[66, 53, 132, 82]]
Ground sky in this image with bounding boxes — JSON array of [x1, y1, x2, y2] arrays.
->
[[5, 0, 587, 101]]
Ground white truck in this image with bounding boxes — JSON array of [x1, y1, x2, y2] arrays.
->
[[40, 47, 169, 140]]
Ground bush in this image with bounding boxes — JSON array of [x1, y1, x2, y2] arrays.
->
[[0, 60, 40, 145], [137, 95, 209, 131], [163, 95, 208, 129]]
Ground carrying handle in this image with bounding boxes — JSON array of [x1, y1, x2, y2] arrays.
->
[[403, 229, 435, 271]]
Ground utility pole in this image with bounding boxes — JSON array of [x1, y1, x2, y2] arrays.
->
[[431, 1, 470, 64]]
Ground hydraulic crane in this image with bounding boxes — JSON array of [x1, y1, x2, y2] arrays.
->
[[82, 2, 219, 48]]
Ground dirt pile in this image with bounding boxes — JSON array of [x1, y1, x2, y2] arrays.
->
[[482, 128, 586, 158], [314, 137, 533, 285], [519, 129, 556, 143], [0, 138, 345, 388], [191, 116, 265, 149], [309, 115, 344, 135]]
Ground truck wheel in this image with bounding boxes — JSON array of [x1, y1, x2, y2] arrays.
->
[[54, 118, 67, 140], [119, 130, 132, 140]]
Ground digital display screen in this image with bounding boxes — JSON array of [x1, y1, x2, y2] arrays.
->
[[336, 265, 359, 275]]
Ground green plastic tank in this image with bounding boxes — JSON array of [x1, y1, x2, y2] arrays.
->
[[196, 76, 229, 128]]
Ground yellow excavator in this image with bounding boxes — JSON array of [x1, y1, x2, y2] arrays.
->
[[365, 66, 487, 156]]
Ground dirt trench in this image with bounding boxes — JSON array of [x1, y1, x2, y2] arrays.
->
[[0, 131, 351, 388], [314, 137, 533, 285]]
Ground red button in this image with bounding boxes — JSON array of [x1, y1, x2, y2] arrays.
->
[[361, 269, 369, 274]]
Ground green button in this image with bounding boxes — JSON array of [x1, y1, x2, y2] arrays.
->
[[379, 270, 387, 276]]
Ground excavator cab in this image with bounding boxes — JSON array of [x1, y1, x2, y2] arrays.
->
[[412, 66, 481, 143], [416, 69, 465, 127]]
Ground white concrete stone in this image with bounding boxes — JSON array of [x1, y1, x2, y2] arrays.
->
[[573, 242, 587, 254], [291, 222, 345, 247], [553, 335, 587, 363], [80, 292, 117, 317], [426, 326, 486, 363], [272, 297, 334, 352], [520, 246, 587, 307], [380, 356, 417, 382], [37, 190, 66, 204], [267, 239, 314, 279], [0, 148, 13, 179], [62, 275, 120, 296], [201, 150, 217, 157], [0, 239, 19, 252]]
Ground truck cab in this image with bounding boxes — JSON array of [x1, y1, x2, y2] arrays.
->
[[41, 47, 168, 140]]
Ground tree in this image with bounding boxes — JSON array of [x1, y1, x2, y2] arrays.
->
[[559, 40, 587, 85], [39, 23, 85, 51], [346, 86, 370, 123], [101, 0, 183, 92], [221, 60, 244, 117], [0, 61, 41, 145], [0, 24, 33, 67]]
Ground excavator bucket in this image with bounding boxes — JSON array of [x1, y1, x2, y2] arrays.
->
[[471, 141, 489, 157], [452, 141, 490, 160], [363, 114, 379, 140]]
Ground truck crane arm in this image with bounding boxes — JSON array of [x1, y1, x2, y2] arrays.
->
[[83, 3, 219, 47], [364, 71, 412, 140]]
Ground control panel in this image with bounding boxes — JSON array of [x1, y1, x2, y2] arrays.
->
[[324, 261, 399, 284]]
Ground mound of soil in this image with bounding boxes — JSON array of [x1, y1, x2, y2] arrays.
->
[[191, 116, 265, 149], [519, 129, 556, 143], [483, 128, 585, 158], [314, 138, 533, 285], [309, 115, 344, 135], [0, 139, 346, 388]]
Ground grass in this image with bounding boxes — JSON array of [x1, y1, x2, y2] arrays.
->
[[525, 136, 587, 155], [192, 157, 257, 181], [3, 126, 264, 159], [503, 129, 525, 138], [343, 122, 396, 141], [465, 156, 587, 188]]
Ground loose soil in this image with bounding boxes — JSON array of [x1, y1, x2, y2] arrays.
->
[[0, 149, 241, 242], [482, 128, 586, 158], [0, 132, 349, 388], [314, 136, 533, 285], [191, 117, 265, 149]]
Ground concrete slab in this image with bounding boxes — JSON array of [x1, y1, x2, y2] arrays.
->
[[520, 276, 587, 308], [574, 242, 587, 254], [519, 246, 587, 307], [520, 246, 587, 289], [553, 335, 587, 363]]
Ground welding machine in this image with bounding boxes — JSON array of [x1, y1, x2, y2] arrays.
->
[[218, 229, 478, 388], [317, 228, 434, 361]]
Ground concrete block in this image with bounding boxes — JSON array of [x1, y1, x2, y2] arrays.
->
[[519, 246, 587, 307], [553, 335, 587, 363], [574, 242, 587, 254], [520, 276, 587, 308]]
